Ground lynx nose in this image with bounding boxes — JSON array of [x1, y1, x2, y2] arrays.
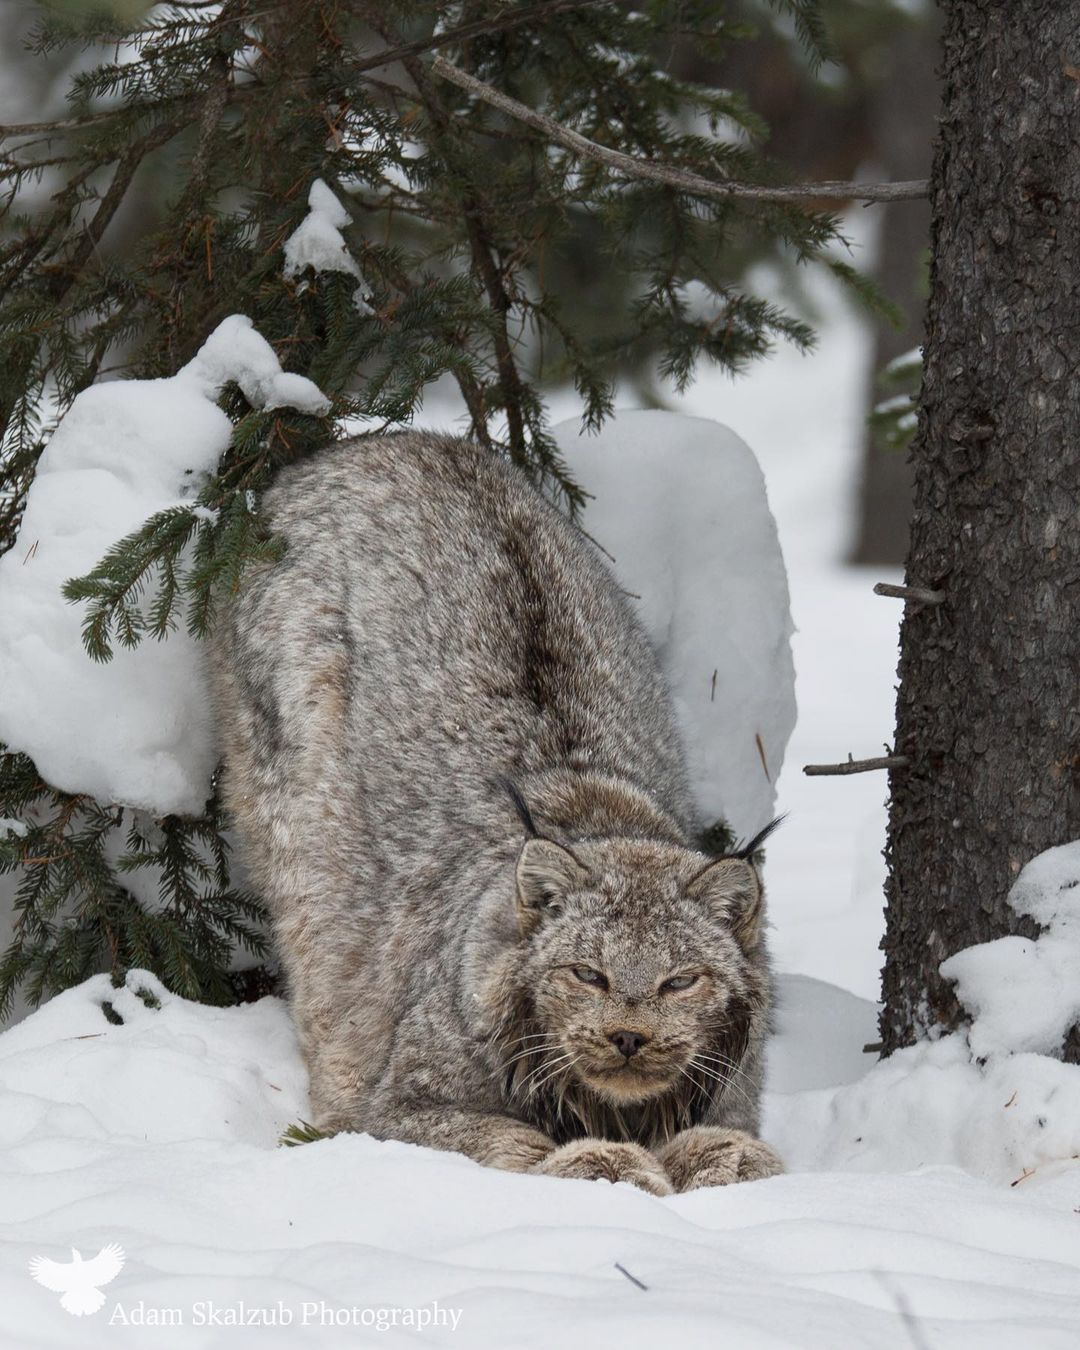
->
[[609, 1029, 648, 1059]]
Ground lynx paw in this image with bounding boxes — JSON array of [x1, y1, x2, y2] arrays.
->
[[531, 1139, 673, 1195], [656, 1126, 783, 1191]]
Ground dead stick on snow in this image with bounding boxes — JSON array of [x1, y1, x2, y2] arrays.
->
[[614, 1262, 648, 1291]]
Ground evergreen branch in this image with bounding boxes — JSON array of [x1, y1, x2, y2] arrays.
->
[[62, 506, 202, 661], [371, 14, 534, 460], [179, 50, 233, 215], [463, 214, 531, 465], [348, 0, 616, 76], [280, 1119, 328, 1147], [0, 0, 611, 145], [429, 56, 928, 204], [0, 115, 190, 445]]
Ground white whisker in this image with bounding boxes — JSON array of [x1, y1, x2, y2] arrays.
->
[[526, 1054, 580, 1096]]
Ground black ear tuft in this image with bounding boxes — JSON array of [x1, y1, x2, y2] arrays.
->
[[500, 777, 540, 838], [731, 814, 786, 862]]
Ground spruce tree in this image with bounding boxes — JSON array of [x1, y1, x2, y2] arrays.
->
[[0, 0, 869, 1015], [880, 0, 1080, 1057]]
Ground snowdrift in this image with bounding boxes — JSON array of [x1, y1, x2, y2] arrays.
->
[[2, 969, 1080, 1349]]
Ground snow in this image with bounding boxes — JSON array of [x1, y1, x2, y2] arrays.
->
[[763, 845, 1080, 1188], [3, 968, 1080, 1348], [874, 393, 915, 414], [885, 344, 923, 374], [5, 215, 1080, 1347], [556, 410, 796, 841], [283, 178, 374, 314], [670, 249, 902, 1003], [940, 842, 1080, 1059], [0, 316, 328, 816], [191, 316, 332, 416]]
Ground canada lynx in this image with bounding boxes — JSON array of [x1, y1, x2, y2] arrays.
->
[[210, 431, 781, 1193]]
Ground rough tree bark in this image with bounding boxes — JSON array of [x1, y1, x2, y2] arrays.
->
[[881, 2, 1080, 1055]]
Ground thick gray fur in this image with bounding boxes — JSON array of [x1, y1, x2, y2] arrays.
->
[[209, 431, 780, 1193]]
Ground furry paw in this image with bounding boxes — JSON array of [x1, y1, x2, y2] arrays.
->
[[531, 1139, 674, 1195], [656, 1126, 783, 1191]]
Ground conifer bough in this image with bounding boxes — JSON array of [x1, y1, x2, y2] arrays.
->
[[0, 0, 883, 1015]]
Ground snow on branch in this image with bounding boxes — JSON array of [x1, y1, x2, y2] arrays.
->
[[283, 180, 374, 314], [0, 317, 328, 815]]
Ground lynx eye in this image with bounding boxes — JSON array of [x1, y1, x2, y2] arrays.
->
[[660, 973, 699, 994], [572, 966, 608, 989]]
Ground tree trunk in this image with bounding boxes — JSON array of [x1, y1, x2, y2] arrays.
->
[[848, 16, 938, 566], [881, 1, 1080, 1055]]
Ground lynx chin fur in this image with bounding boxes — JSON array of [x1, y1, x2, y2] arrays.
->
[[210, 431, 783, 1195]]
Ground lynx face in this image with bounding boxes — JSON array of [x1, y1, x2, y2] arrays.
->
[[513, 837, 764, 1107]]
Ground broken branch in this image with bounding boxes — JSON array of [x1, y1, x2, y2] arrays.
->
[[430, 55, 929, 204], [804, 755, 911, 777], [874, 582, 945, 606]]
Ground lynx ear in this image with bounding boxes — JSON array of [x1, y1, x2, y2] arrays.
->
[[515, 839, 589, 930], [687, 857, 763, 947]]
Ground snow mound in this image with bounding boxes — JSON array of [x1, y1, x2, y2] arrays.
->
[[0, 404, 792, 834], [556, 410, 796, 841], [0, 317, 328, 815], [765, 973, 877, 1092], [283, 178, 374, 314], [0, 969, 303, 1150], [767, 844, 1080, 1188], [768, 1032, 1080, 1187], [3, 971, 1080, 1349], [941, 840, 1080, 1058]]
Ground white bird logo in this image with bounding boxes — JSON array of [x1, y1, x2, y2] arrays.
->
[[29, 1244, 125, 1316]]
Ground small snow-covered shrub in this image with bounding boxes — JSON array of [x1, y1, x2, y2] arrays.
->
[[0, 318, 330, 1015]]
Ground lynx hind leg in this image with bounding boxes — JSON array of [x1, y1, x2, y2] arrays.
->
[[532, 1140, 673, 1196], [656, 1126, 783, 1192], [278, 909, 387, 1136], [211, 566, 375, 1133]]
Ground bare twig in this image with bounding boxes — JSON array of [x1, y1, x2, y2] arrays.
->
[[874, 582, 945, 606], [804, 755, 911, 777], [429, 56, 929, 204], [614, 1262, 648, 1291], [179, 49, 233, 215]]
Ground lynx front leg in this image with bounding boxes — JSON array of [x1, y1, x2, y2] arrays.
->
[[532, 1140, 673, 1196], [364, 1102, 559, 1174], [656, 1126, 783, 1192]]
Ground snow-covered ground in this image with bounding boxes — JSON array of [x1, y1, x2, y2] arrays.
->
[[4, 959, 1080, 1350], [5, 251, 1080, 1347]]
